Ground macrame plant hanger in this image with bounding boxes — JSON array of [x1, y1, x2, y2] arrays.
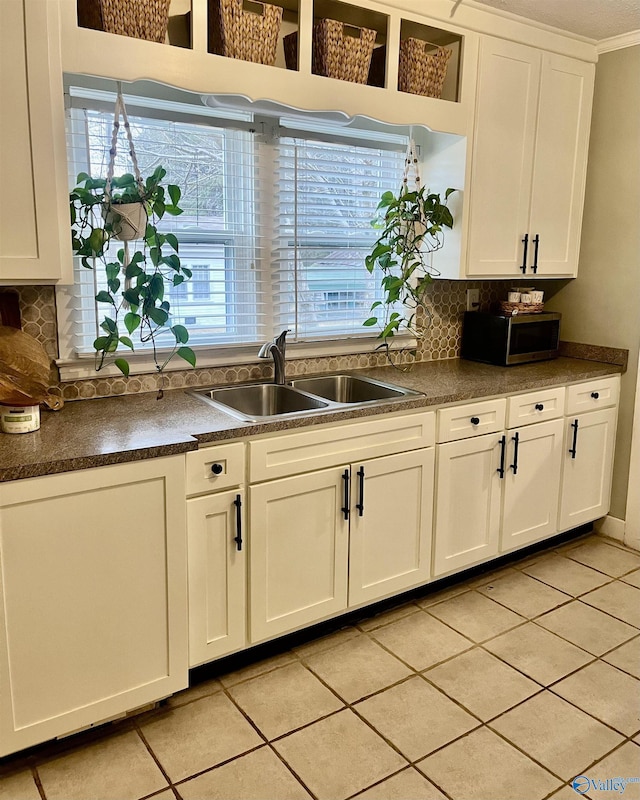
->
[[401, 134, 420, 195], [105, 83, 147, 297]]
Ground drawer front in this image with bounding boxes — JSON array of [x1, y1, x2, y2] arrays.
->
[[437, 399, 506, 443], [186, 442, 245, 497], [506, 387, 566, 429], [249, 411, 435, 483], [566, 376, 620, 416]]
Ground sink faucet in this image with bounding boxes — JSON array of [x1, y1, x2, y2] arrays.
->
[[258, 329, 290, 385]]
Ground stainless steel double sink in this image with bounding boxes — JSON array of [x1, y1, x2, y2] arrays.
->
[[189, 374, 423, 422]]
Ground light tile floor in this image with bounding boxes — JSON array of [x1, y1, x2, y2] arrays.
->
[[2, 533, 639, 800]]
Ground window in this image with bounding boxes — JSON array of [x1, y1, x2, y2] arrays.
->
[[59, 89, 407, 371]]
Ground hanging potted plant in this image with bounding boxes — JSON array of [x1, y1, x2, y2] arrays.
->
[[364, 140, 456, 365], [69, 90, 196, 385]]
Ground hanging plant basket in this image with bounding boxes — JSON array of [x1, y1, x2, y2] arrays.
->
[[102, 201, 148, 241]]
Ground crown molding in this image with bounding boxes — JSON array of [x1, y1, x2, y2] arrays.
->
[[597, 30, 640, 54]]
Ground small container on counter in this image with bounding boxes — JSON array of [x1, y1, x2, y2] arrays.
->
[[0, 403, 41, 434]]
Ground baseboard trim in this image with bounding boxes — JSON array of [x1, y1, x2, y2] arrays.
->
[[594, 515, 625, 542]]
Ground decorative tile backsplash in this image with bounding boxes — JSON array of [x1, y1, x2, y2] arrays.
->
[[5, 280, 517, 401]]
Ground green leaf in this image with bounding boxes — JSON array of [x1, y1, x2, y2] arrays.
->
[[445, 187, 456, 199], [149, 273, 164, 302], [93, 336, 110, 350], [124, 312, 141, 335], [171, 324, 189, 344], [363, 317, 378, 326], [81, 257, 94, 270], [150, 246, 161, 267], [114, 358, 130, 377], [164, 205, 183, 216], [100, 317, 117, 334], [165, 233, 179, 252], [148, 306, 169, 326], [123, 288, 140, 306], [177, 346, 196, 367], [119, 336, 134, 350], [181, 267, 192, 279], [172, 275, 184, 287], [125, 262, 144, 279], [168, 185, 181, 205], [162, 254, 180, 271], [95, 290, 115, 305]]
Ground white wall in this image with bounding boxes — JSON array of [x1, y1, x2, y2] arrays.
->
[[545, 45, 640, 520]]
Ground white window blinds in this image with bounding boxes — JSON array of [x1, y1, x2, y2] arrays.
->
[[61, 93, 407, 362]]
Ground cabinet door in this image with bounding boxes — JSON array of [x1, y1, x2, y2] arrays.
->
[[249, 468, 349, 643], [0, 457, 188, 757], [559, 408, 617, 530], [0, 1, 72, 284], [349, 449, 434, 606], [528, 53, 594, 276], [187, 490, 246, 667], [433, 434, 503, 576], [467, 38, 541, 277], [501, 418, 563, 551]]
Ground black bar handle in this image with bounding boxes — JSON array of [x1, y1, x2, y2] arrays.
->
[[569, 419, 579, 459], [497, 435, 506, 479], [342, 469, 350, 521], [520, 233, 529, 274], [511, 431, 520, 475], [535, 403, 544, 411], [355, 466, 365, 516], [233, 494, 242, 551], [532, 234, 540, 273]]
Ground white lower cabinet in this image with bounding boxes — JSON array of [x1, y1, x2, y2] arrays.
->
[[249, 448, 434, 643], [433, 432, 503, 576], [0, 457, 188, 758], [501, 418, 564, 551], [348, 449, 434, 606], [559, 407, 617, 531], [249, 467, 350, 643], [434, 394, 565, 576], [187, 489, 246, 667]]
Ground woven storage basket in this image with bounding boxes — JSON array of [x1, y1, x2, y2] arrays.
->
[[77, 0, 171, 42], [399, 38, 452, 98], [209, 0, 283, 65], [499, 301, 545, 316], [285, 19, 376, 84]]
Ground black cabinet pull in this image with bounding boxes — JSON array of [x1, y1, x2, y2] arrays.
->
[[341, 469, 350, 521], [497, 435, 506, 479], [355, 466, 365, 516], [532, 234, 540, 273], [511, 432, 520, 475], [591, 392, 599, 400], [211, 463, 223, 475], [535, 403, 544, 411], [470, 416, 480, 425], [520, 233, 529, 274], [233, 494, 242, 551], [569, 419, 579, 459]]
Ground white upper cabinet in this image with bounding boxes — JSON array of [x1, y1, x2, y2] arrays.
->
[[466, 37, 594, 279], [0, 1, 73, 285]]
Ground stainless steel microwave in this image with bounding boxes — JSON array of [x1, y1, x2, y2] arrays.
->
[[461, 311, 561, 366]]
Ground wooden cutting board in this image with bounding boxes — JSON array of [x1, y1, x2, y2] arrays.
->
[[0, 326, 64, 410]]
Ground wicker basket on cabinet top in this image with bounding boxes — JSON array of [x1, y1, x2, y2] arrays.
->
[[209, 0, 283, 65], [399, 38, 452, 98], [77, 0, 171, 43], [284, 19, 377, 84]]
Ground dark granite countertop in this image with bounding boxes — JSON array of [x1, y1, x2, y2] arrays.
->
[[0, 357, 623, 483]]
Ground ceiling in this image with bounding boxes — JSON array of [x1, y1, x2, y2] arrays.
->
[[464, 0, 640, 41]]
